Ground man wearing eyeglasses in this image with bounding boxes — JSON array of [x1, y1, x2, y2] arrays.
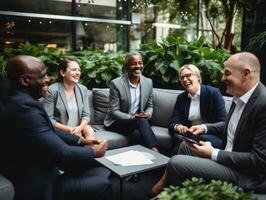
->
[[104, 52, 159, 152]]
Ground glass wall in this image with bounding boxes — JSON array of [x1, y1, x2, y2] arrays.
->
[[0, 0, 243, 51], [0, 0, 130, 51]]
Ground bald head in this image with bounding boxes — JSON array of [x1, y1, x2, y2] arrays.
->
[[7, 55, 44, 81], [222, 52, 261, 97], [225, 52, 260, 80], [6, 55, 49, 99]]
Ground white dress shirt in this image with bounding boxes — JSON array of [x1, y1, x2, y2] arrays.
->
[[174, 86, 201, 130], [128, 78, 141, 116], [188, 86, 202, 125], [211, 83, 259, 160]]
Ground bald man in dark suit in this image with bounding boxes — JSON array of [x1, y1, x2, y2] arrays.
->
[[151, 52, 266, 195]]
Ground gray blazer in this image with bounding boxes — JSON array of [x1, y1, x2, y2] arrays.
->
[[104, 74, 153, 127], [42, 82, 90, 126], [206, 82, 266, 190]]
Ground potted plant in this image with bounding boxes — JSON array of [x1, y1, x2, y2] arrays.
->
[[157, 177, 255, 200]]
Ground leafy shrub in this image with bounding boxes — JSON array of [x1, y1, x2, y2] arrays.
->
[[0, 43, 125, 88], [140, 36, 230, 88], [157, 177, 255, 200]]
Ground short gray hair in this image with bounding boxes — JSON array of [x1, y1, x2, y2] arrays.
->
[[178, 64, 202, 83], [124, 51, 142, 67]]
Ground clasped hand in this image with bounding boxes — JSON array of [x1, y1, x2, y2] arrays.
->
[[81, 138, 108, 158], [132, 111, 150, 119]]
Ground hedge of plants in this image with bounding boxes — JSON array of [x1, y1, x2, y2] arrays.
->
[[0, 36, 230, 89]]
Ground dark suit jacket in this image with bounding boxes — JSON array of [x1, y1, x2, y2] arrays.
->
[[207, 82, 266, 191], [0, 89, 95, 200], [104, 74, 153, 127], [169, 84, 226, 134]]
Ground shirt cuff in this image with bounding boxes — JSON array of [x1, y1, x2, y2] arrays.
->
[[211, 148, 219, 161], [77, 138, 82, 145], [202, 124, 208, 133], [174, 124, 179, 131]]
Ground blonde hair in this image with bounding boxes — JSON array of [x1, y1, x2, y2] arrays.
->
[[178, 64, 201, 83]]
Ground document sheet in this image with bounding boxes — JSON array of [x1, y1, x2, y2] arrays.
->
[[106, 150, 154, 166]]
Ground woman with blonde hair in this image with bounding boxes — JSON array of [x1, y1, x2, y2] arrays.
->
[[169, 64, 226, 151]]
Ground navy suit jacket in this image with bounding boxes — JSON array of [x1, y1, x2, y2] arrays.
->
[[0, 89, 95, 200], [169, 84, 226, 134]]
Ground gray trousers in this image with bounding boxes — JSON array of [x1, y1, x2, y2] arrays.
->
[[166, 142, 248, 188]]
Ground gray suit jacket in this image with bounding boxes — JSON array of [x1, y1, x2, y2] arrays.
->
[[206, 82, 266, 189], [42, 82, 90, 126], [104, 74, 153, 127]]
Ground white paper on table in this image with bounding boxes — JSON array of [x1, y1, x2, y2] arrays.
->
[[105, 150, 153, 166]]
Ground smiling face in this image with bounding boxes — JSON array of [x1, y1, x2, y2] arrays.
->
[[126, 55, 143, 79], [179, 68, 200, 95], [27, 63, 49, 98], [221, 58, 247, 97], [60, 60, 81, 85], [7, 55, 50, 99]]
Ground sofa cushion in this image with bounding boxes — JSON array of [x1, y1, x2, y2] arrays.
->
[[94, 125, 129, 149], [0, 174, 15, 200], [151, 126, 172, 148], [151, 88, 183, 127], [92, 88, 110, 125]]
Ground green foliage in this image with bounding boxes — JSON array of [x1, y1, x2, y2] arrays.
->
[[0, 43, 125, 88], [245, 31, 266, 54], [140, 36, 230, 87], [157, 177, 255, 200], [72, 50, 125, 87], [1, 43, 64, 79]]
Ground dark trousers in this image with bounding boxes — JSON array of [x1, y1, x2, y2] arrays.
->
[[56, 167, 113, 200], [106, 118, 158, 149]]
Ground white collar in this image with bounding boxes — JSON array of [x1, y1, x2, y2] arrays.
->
[[188, 85, 201, 99], [233, 82, 259, 104]]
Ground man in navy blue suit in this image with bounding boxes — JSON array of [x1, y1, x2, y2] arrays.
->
[[0, 55, 113, 200]]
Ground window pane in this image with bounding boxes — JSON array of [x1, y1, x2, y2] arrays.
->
[[0, 16, 72, 49]]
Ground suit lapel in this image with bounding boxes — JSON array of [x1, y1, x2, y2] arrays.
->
[[58, 83, 70, 118], [233, 83, 261, 143], [74, 85, 82, 118], [122, 75, 131, 112], [199, 85, 206, 120], [184, 93, 190, 122], [140, 76, 145, 111]]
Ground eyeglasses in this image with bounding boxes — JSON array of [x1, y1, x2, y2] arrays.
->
[[179, 73, 195, 81]]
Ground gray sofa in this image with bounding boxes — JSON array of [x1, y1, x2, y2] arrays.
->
[[1, 87, 265, 199], [91, 88, 233, 150]]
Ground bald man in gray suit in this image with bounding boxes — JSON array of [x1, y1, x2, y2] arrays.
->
[[104, 52, 159, 152], [151, 52, 266, 195]]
